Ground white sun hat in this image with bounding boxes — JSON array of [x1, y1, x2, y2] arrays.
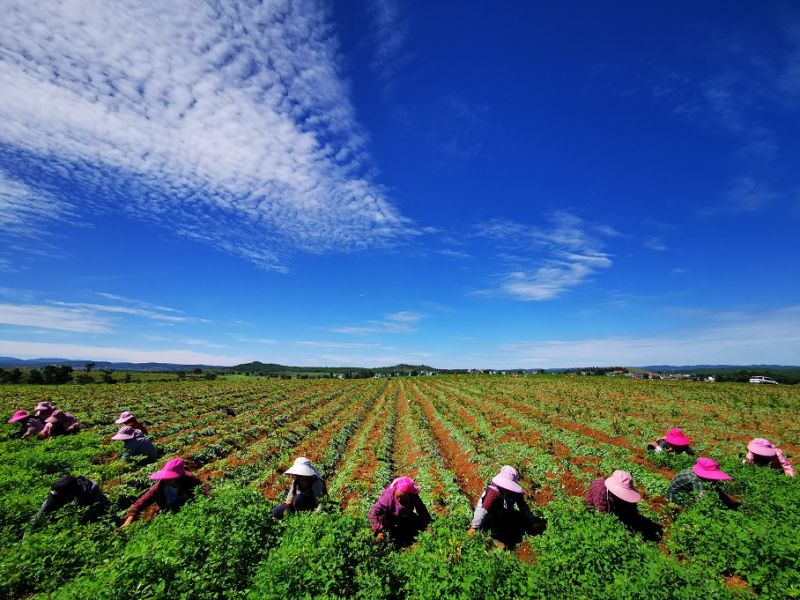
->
[[285, 457, 319, 477]]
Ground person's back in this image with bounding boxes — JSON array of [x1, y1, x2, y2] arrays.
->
[[113, 426, 158, 461]]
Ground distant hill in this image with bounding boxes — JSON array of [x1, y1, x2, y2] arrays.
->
[[0, 357, 219, 371], [230, 361, 437, 375]]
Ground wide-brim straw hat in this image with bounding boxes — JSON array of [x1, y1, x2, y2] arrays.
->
[[8, 410, 29, 423], [492, 465, 524, 494], [112, 426, 137, 440], [285, 457, 318, 477], [150, 457, 186, 480], [665, 428, 691, 446], [115, 411, 135, 425], [604, 470, 642, 503], [747, 438, 777, 458], [692, 457, 731, 481]]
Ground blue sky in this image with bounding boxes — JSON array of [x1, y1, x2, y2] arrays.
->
[[1, 1, 799, 368]]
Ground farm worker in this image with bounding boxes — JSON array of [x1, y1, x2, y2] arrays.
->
[[33, 401, 56, 421], [647, 427, 695, 455], [468, 465, 536, 548], [585, 470, 642, 515], [742, 438, 796, 476], [667, 457, 731, 503], [7, 410, 45, 438], [39, 409, 81, 437], [115, 410, 148, 435], [122, 457, 208, 526], [585, 470, 663, 541], [111, 426, 158, 462], [219, 406, 237, 416], [272, 457, 327, 518], [369, 476, 432, 547], [29, 475, 109, 532]]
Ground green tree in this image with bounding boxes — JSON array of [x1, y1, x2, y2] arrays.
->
[[27, 369, 44, 384]]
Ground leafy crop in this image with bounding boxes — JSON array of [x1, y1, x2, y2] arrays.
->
[[1, 376, 798, 598]]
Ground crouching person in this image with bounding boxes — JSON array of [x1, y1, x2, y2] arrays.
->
[[369, 476, 431, 547], [667, 457, 731, 504], [647, 428, 694, 455], [742, 438, 796, 477], [585, 470, 662, 541], [7, 410, 45, 439], [272, 457, 327, 518], [112, 426, 158, 462], [468, 465, 536, 549], [29, 475, 109, 532], [40, 410, 81, 437], [122, 458, 208, 527]]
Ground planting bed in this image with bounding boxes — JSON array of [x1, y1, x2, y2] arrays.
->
[[1, 375, 798, 598]]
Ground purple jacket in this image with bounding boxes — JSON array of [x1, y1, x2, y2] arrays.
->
[[368, 484, 432, 533]]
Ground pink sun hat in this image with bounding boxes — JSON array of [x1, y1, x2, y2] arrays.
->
[[111, 425, 139, 441], [604, 470, 642, 503], [492, 465, 524, 494], [35, 401, 54, 413], [664, 428, 691, 446], [150, 457, 187, 480], [7, 410, 30, 423], [391, 476, 420, 495], [115, 411, 136, 425], [692, 457, 731, 481], [747, 438, 777, 458]]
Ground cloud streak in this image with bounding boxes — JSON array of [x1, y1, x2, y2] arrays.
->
[[331, 310, 424, 335], [475, 211, 615, 301], [0, 339, 251, 365], [495, 306, 800, 368], [0, 0, 414, 271]]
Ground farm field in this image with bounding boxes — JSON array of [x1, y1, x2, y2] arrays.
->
[[1, 375, 799, 599]]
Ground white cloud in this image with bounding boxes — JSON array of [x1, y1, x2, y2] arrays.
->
[[294, 340, 389, 350], [0, 339, 251, 365], [496, 306, 800, 368], [0, 170, 76, 238], [0, 303, 112, 333], [366, 0, 409, 83], [644, 236, 668, 251], [476, 211, 615, 301], [331, 310, 425, 335], [0, 0, 414, 271], [718, 177, 779, 214], [50, 301, 207, 323]]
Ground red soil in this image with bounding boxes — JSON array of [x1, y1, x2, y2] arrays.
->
[[411, 385, 485, 501]]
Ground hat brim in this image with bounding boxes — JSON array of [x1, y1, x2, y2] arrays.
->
[[748, 441, 777, 457], [150, 470, 182, 480], [665, 434, 691, 446], [604, 480, 642, 503], [692, 465, 731, 480], [285, 465, 317, 477], [115, 417, 132, 424], [492, 475, 523, 494], [111, 432, 134, 440], [8, 415, 27, 423]]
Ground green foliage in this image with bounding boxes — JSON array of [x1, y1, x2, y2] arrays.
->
[[391, 514, 526, 599], [667, 464, 800, 597], [57, 487, 278, 599], [524, 500, 733, 599], [248, 511, 393, 599]]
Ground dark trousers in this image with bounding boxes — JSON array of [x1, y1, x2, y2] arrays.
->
[[272, 493, 317, 518], [386, 513, 428, 547]]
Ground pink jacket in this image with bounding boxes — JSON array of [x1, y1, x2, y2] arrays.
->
[[742, 449, 796, 477]]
